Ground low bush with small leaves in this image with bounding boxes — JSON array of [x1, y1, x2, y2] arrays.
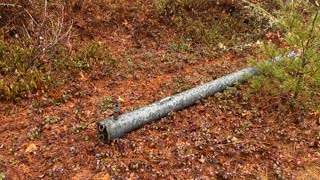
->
[[155, 0, 272, 48], [0, 1, 116, 101], [0, 39, 113, 101]]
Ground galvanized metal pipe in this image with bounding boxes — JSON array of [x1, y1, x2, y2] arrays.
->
[[97, 52, 296, 143]]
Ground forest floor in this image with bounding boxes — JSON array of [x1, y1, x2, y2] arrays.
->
[[1, 0, 320, 179]]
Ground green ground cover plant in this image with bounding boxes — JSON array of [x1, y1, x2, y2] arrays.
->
[[0, 39, 111, 101], [155, 0, 271, 48]]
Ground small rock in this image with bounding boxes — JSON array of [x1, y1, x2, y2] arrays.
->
[[25, 144, 38, 154], [296, 159, 303, 166], [231, 137, 239, 143], [198, 155, 206, 163]]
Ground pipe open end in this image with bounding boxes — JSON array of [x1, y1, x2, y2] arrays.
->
[[98, 134, 105, 141], [97, 122, 110, 143], [98, 132, 110, 143], [98, 123, 106, 132]]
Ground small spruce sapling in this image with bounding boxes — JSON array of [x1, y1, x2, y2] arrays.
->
[[250, 0, 320, 110]]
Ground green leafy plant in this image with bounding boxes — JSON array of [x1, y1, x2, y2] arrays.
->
[[72, 123, 88, 133], [44, 115, 61, 125], [27, 127, 41, 140], [0, 172, 4, 180], [250, 0, 320, 110], [0, 40, 44, 100], [0, 38, 113, 101], [98, 96, 113, 112]]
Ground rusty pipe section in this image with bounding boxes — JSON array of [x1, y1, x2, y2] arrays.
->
[[97, 52, 296, 143]]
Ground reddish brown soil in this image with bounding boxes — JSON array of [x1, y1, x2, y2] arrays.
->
[[1, 1, 320, 179]]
